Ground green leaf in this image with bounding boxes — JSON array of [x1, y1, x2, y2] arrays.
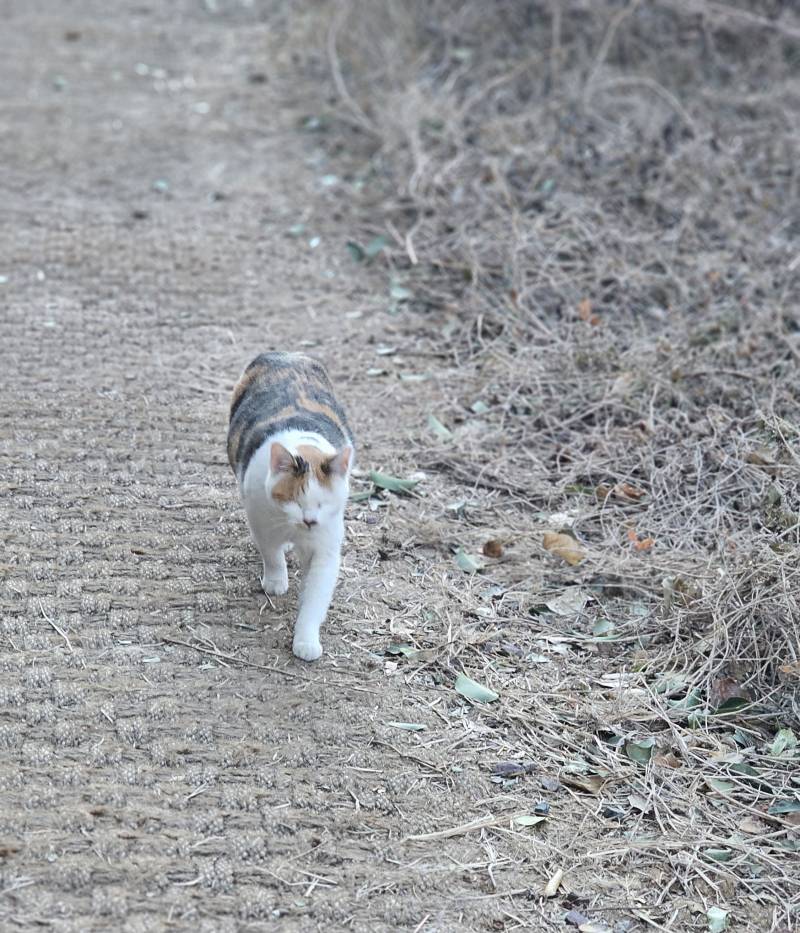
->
[[470, 400, 490, 414], [385, 721, 426, 731], [768, 798, 800, 815], [513, 815, 546, 827], [346, 240, 365, 262], [770, 728, 797, 756], [592, 618, 615, 637], [707, 906, 729, 933], [364, 235, 388, 259], [349, 490, 373, 502], [713, 696, 750, 715], [705, 848, 732, 863], [729, 761, 759, 778], [454, 547, 483, 574], [427, 414, 454, 442], [706, 778, 735, 795], [389, 279, 412, 302], [385, 644, 420, 659], [624, 737, 656, 764], [654, 674, 687, 695], [668, 689, 703, 711], [455, 673, 499, 704], [368, 470, 419, 495]]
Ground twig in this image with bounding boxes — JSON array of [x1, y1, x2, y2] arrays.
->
[[161, 637, 377, 693], [39, 599, 72, 652]]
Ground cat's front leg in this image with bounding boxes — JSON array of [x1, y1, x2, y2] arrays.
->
[[292, 529, 343, 661], [243, 496, 289, 596], [260, 550, 289, 596]]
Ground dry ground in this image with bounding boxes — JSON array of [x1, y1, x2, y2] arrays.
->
[[1, 2, 798, 933]]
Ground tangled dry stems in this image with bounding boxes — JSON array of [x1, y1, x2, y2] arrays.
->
[[305, 0, 800, 927]]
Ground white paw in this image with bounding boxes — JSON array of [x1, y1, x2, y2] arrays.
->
[[261, 573, 288, 596], [292, 637, 322, 662]]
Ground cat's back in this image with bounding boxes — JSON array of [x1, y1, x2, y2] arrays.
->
[[227, 351, 352, 477]]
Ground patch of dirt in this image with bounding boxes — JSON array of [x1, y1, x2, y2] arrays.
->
[[0, 2, 550, 931]]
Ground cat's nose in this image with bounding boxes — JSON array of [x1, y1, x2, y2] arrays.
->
[[303, 518, 318, 528]]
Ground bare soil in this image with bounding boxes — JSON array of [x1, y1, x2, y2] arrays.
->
[[1, 3, 797, 933]]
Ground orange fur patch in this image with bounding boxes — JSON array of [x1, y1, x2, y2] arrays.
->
[[270, 445, 334, 501], [297, 394, 344, 433], [297, 445, 335, 489]]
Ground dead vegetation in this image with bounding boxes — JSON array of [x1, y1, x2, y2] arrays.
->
[[297, 1, 800, 928]]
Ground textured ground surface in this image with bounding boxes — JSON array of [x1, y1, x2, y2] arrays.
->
[[1, 3, 795, 933], [0, 3, 515, 930]]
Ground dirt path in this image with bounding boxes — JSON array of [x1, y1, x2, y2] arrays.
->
[[0, 3, 526, 931]]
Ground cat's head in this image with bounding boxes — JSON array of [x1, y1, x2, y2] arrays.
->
[[268, 442, 352, 528]]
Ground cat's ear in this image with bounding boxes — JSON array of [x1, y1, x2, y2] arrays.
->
[[270, 442, 295, 474], [325, 444, 353, 477]]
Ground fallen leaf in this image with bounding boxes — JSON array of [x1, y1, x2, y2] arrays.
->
[[768, 799, 800, 816], [545, 586, 588, 616], [577, 298, 600, 325], [778, 660, 800, 680], [628, 793, 651, 813], [482, 539, 504, 558], [565, 910, 590, 928], [624, 737, 656, 764], [745, 447, 777, 468], [389, 279, 412, 302], [385, 722, 426, 731], [653, 751, 682, 768], [543, 532, 585, 566], [709, 676, 749, 708], [705, 777, 735, 795], [368, 470, 419, 495], [705, 848, 732, 863], [561, 772, 605, 795], [592, 618, 615, 637], [513, 814, 546, 827], [713, 696, 751, 716], [543, 868, 563, 897], [615, 482, 645, 500], [769, 728, 797, 757], [729, 761, 759, 777], [602, 804, 626, 822], [707, 907, 729, 933], [455, 673, 498, 704], [493, 761, 535, 778], [346, 240, 365, 261], [454, 548, 483, 574], [364, 235, 388, 259], [385, 644, 420, 659], [427, 414, 453, 442], [470, 399, 490, 414], [739, 817, 766, 834]]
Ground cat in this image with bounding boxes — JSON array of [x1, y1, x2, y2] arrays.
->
[[227, 352, 354, 661]]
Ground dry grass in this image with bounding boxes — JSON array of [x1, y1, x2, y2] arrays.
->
[[294, 1, 800, 928]]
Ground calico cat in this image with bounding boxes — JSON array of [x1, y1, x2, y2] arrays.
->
[[227, 352, 354, 661]]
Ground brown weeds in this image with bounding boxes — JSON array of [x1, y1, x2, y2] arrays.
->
[[307, 1, 800, 927]]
